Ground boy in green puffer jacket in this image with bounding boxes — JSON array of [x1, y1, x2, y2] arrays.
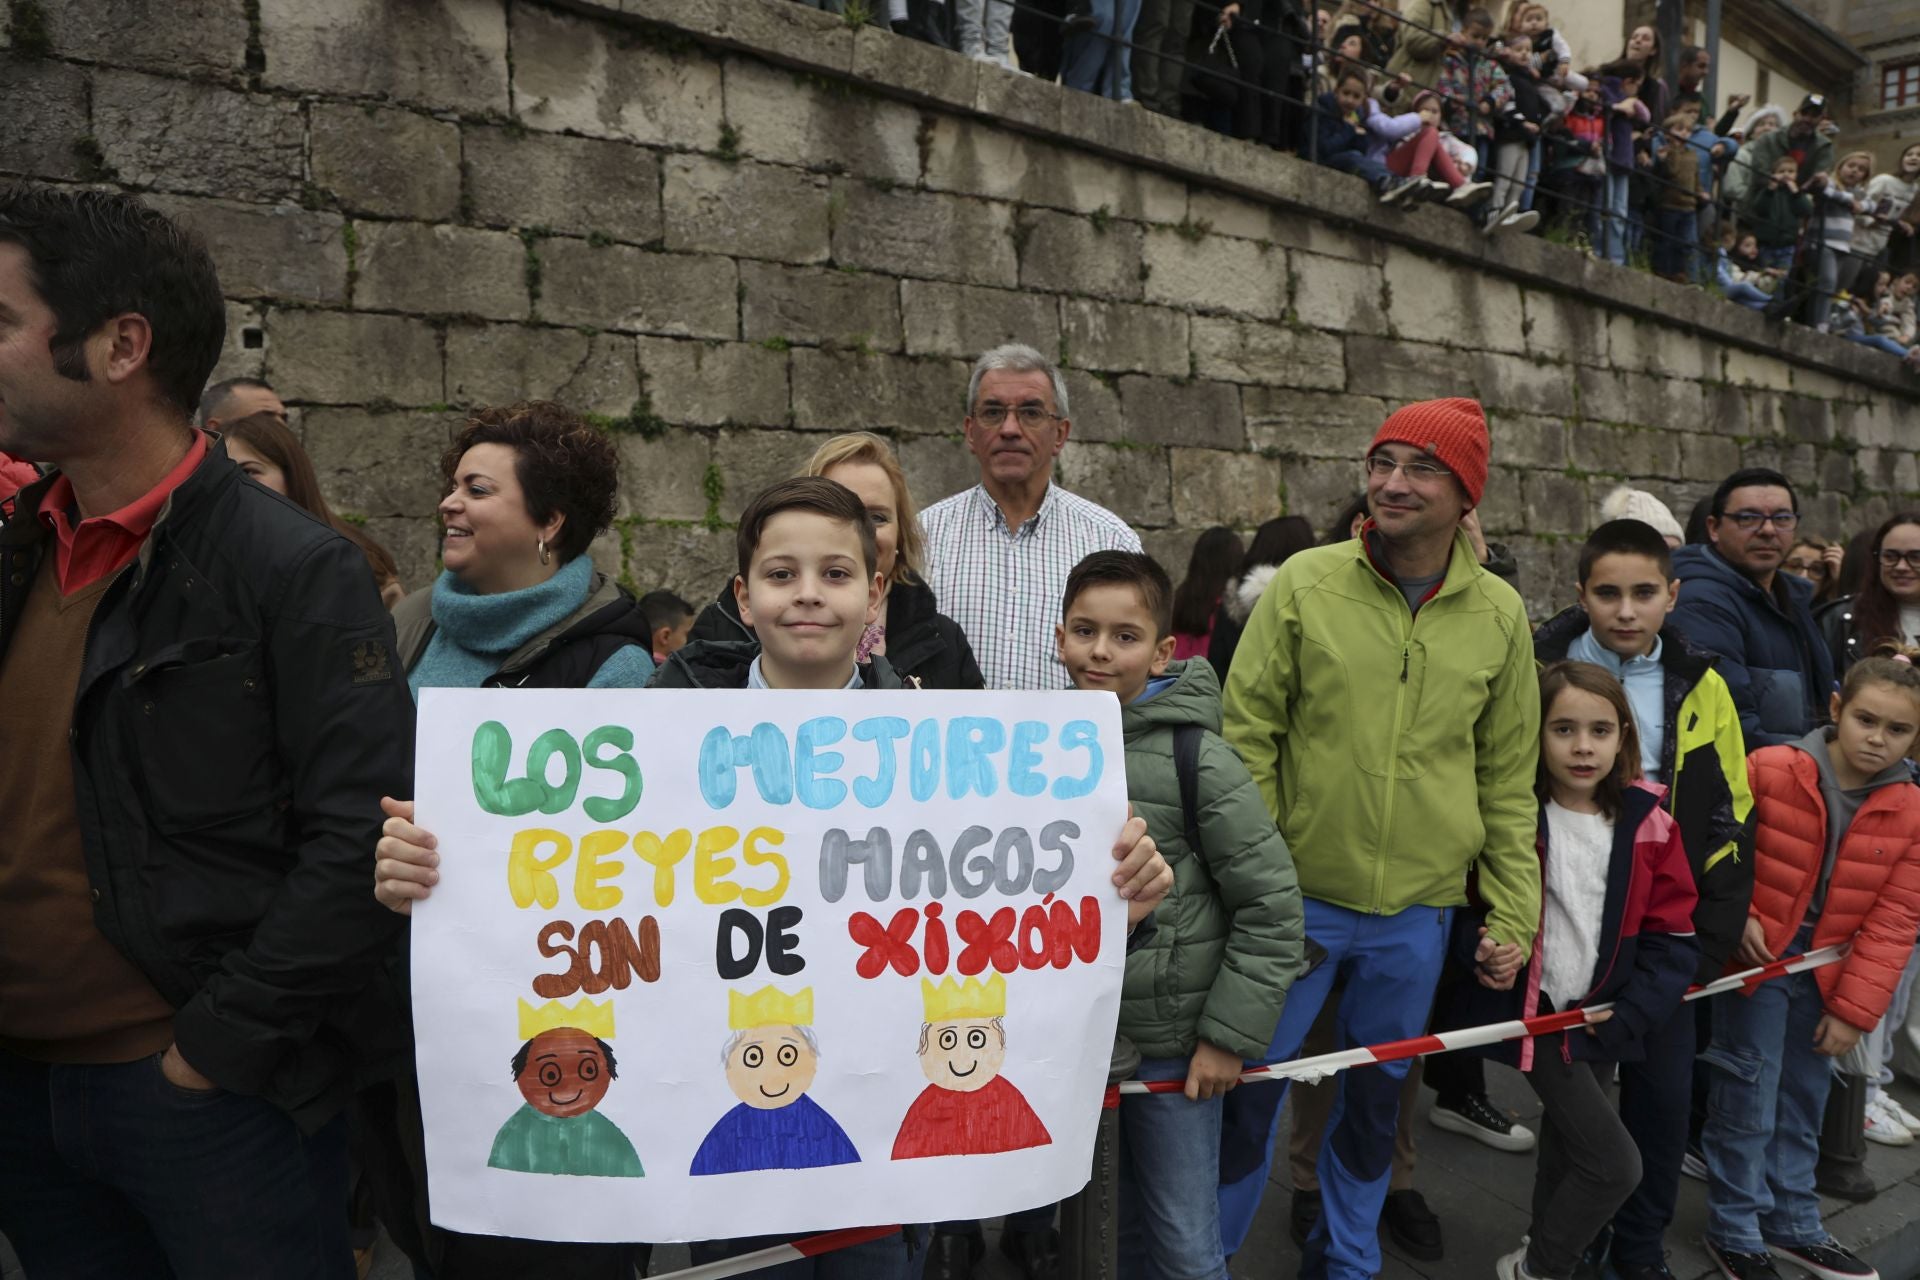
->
[[1055, 551, 1304, 1280]]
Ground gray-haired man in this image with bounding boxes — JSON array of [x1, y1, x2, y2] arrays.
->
[[919, 343, 1141, 693]]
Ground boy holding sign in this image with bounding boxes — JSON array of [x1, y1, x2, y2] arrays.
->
[[1056, 551, 1305, 1280], [374, 479, 1174, 1272]]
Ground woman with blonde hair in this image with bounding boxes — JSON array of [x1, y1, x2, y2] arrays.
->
[[687, 431, 984, 688]]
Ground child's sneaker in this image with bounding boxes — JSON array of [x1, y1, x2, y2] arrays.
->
[[1765, 1239, 1877, 1280], [1497, 1245, 1545, 1279], [1482, 201, 1518, 237], [1446, 180, 1494, 208], [1607, 1261, 1676, 1280], [1879, 1093, 1920, 1135], [1379, 176, 1423, 206], [1704, 1239, 1783, 1280], [1863, 1096, 1913, 1146], [1429, 1092, 1536, 1152], [1501, 208, 1542, 234]]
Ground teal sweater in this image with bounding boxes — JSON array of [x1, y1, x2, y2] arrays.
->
[[407, 556, 654, 696]]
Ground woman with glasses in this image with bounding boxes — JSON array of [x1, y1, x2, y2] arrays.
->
[[1819, 514, 1920, 673], [1782, 536, 1843, 606]]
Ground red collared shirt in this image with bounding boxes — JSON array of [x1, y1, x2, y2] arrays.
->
[[39, 432, 208, 594]]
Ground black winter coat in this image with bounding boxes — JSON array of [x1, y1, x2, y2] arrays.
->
[[0, 444, 414, 1132], [687, 576, 983, 690]]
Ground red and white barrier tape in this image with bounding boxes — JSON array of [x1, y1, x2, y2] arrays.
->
[[644, 944, 1849, 1280], [660, 1225, 905, 1280], [1113, 943, 1851, 1096]]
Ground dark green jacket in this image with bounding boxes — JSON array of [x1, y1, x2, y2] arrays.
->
[[1120, 659, 1304, 1061]]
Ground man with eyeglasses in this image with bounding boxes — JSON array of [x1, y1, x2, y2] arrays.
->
[[1218, 398, 1541, 1280], [919, 342, 1142, 694], [1670, 467, 1834, 748]]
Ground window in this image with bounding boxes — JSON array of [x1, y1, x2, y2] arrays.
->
[[1885, 60, 1920, 110]]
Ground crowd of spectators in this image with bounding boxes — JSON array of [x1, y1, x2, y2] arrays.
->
[[802, 0, 1920, 369]]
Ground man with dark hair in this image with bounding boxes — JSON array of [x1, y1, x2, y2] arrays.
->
[[0, 185, 414, 1277], [1670, 467, 1834, 748], [198, 375, 286, 430]]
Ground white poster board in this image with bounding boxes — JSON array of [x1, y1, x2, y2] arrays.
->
[[411, 688, 1129, 1243]]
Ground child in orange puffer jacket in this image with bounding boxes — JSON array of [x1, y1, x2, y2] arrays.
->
[[1700, 644, 1920, 1280]]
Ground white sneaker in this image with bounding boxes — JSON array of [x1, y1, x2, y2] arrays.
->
[[1878, 1093, 1920, 1136], [1446, 180, 1494, 208], [1495, 1244, 1541, 1279], [1864, 1097, 1914, 1146], [1501, 208, 1542, 234], [1481, 200, 1516, 237]]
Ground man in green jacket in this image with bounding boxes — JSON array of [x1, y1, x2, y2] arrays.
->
[[1384, 0, 1468, 92], [1216, 398, 1542, 1280]]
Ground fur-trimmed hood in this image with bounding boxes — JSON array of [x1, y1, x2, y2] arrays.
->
[[1223, 563, 1281, 625]]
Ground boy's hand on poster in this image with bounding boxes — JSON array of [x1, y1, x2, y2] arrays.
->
[[1582, 1008, 1613, 1036], [1813, 1014, 1862, 1057], [1185, 1039, 1244, 1100], [1112, 806, 1172, 926], [1473, 927, 1523, 989], [375, 796, 440, 915], [1736, 916, 1774, 968]]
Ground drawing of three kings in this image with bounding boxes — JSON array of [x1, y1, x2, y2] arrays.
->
[[485, 974, 1053, 1179]]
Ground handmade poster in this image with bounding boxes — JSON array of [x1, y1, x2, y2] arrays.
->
[[411, 688, 1129, 1242]]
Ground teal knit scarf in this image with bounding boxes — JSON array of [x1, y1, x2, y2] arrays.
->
[[408, 555, 594, 698]]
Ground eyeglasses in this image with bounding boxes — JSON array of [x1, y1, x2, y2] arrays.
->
[[1880, 550, 1920, 569], [1783, 558, 1829, 576], [1364, 454, 1453, 482], [1721, 510, 1799, 532], [972, 402, 1060, 430]]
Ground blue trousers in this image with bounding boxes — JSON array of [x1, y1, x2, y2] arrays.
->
[[1321, 149, 1391, 193], [1218, 899, 1452, 1280], [1119, 1057, 1230, 1280], [1701, 931, 1833, 1254], [1850, 333, 1913, 357], [1060, 0, 1141, 100], [1601, 170, 1633, 265], [1725, 280, 1772, 309], [0, 1049, 352, 1280], [1609, 1000, 1697, 1266]]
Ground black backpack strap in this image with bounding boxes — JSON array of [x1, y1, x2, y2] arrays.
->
[[1173, 724, 1204, 853]]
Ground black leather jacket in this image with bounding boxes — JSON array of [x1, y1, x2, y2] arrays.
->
[[0, 442, 414, 1132]]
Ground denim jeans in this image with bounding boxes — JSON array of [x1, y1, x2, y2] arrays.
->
[[1725, 280, 1772, 310], [0, 1049, 353, 1279], [1850, 333, 1913, 357], [1610, 1002, 1698, 1266], [1321, 149, 1392, 192], [1119, 1057, 1230, 1280], [1701, 930, 1833, 1254], [1061, 0, 1141, 99], [1758, 244, 1796, 271], [1601, 169, 1632, 265], [1218, 899, 1452, 1279]]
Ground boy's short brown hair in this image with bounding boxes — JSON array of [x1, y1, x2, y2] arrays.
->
[[734, 476, 878, 578], [1062, 551, 1174, 639]]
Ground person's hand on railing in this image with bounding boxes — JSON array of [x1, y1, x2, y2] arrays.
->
[[1218, 2, 1238, 29]]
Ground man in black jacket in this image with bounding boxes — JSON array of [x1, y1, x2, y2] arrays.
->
[[0, 186, 413, 1277]]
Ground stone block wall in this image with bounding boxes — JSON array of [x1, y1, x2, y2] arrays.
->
[[3, 0, 1917, 618]]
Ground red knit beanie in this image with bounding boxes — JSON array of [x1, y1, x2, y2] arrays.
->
[[1366, 398, 1490, 507]]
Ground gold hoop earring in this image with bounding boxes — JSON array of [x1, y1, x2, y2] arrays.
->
[[538, 538, 551, 566]]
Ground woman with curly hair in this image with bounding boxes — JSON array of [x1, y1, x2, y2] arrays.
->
[[362, 401, 655, 1280], [391, 400, 655, 692]]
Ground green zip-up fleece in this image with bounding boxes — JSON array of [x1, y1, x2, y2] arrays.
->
[[1223, 530, 1542, 955], [1120, 660, 1306, 1061]]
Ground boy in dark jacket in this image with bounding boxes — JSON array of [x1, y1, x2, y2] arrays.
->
[[1532, 519, 1755, 1279], [1740, 155, 1815, 270], [1056, 551, 1303, 1280]]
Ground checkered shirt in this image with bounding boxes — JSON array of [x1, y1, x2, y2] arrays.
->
[[919, 482, 1142, 691]]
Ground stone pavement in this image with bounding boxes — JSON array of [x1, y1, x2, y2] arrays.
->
[[10, 1068, 1920, 1279]]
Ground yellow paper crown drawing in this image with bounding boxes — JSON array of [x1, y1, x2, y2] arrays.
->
[[518, 997, 616, 1040], [921, 973, 1007, 1022], [729, 985, 815, 1030]]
